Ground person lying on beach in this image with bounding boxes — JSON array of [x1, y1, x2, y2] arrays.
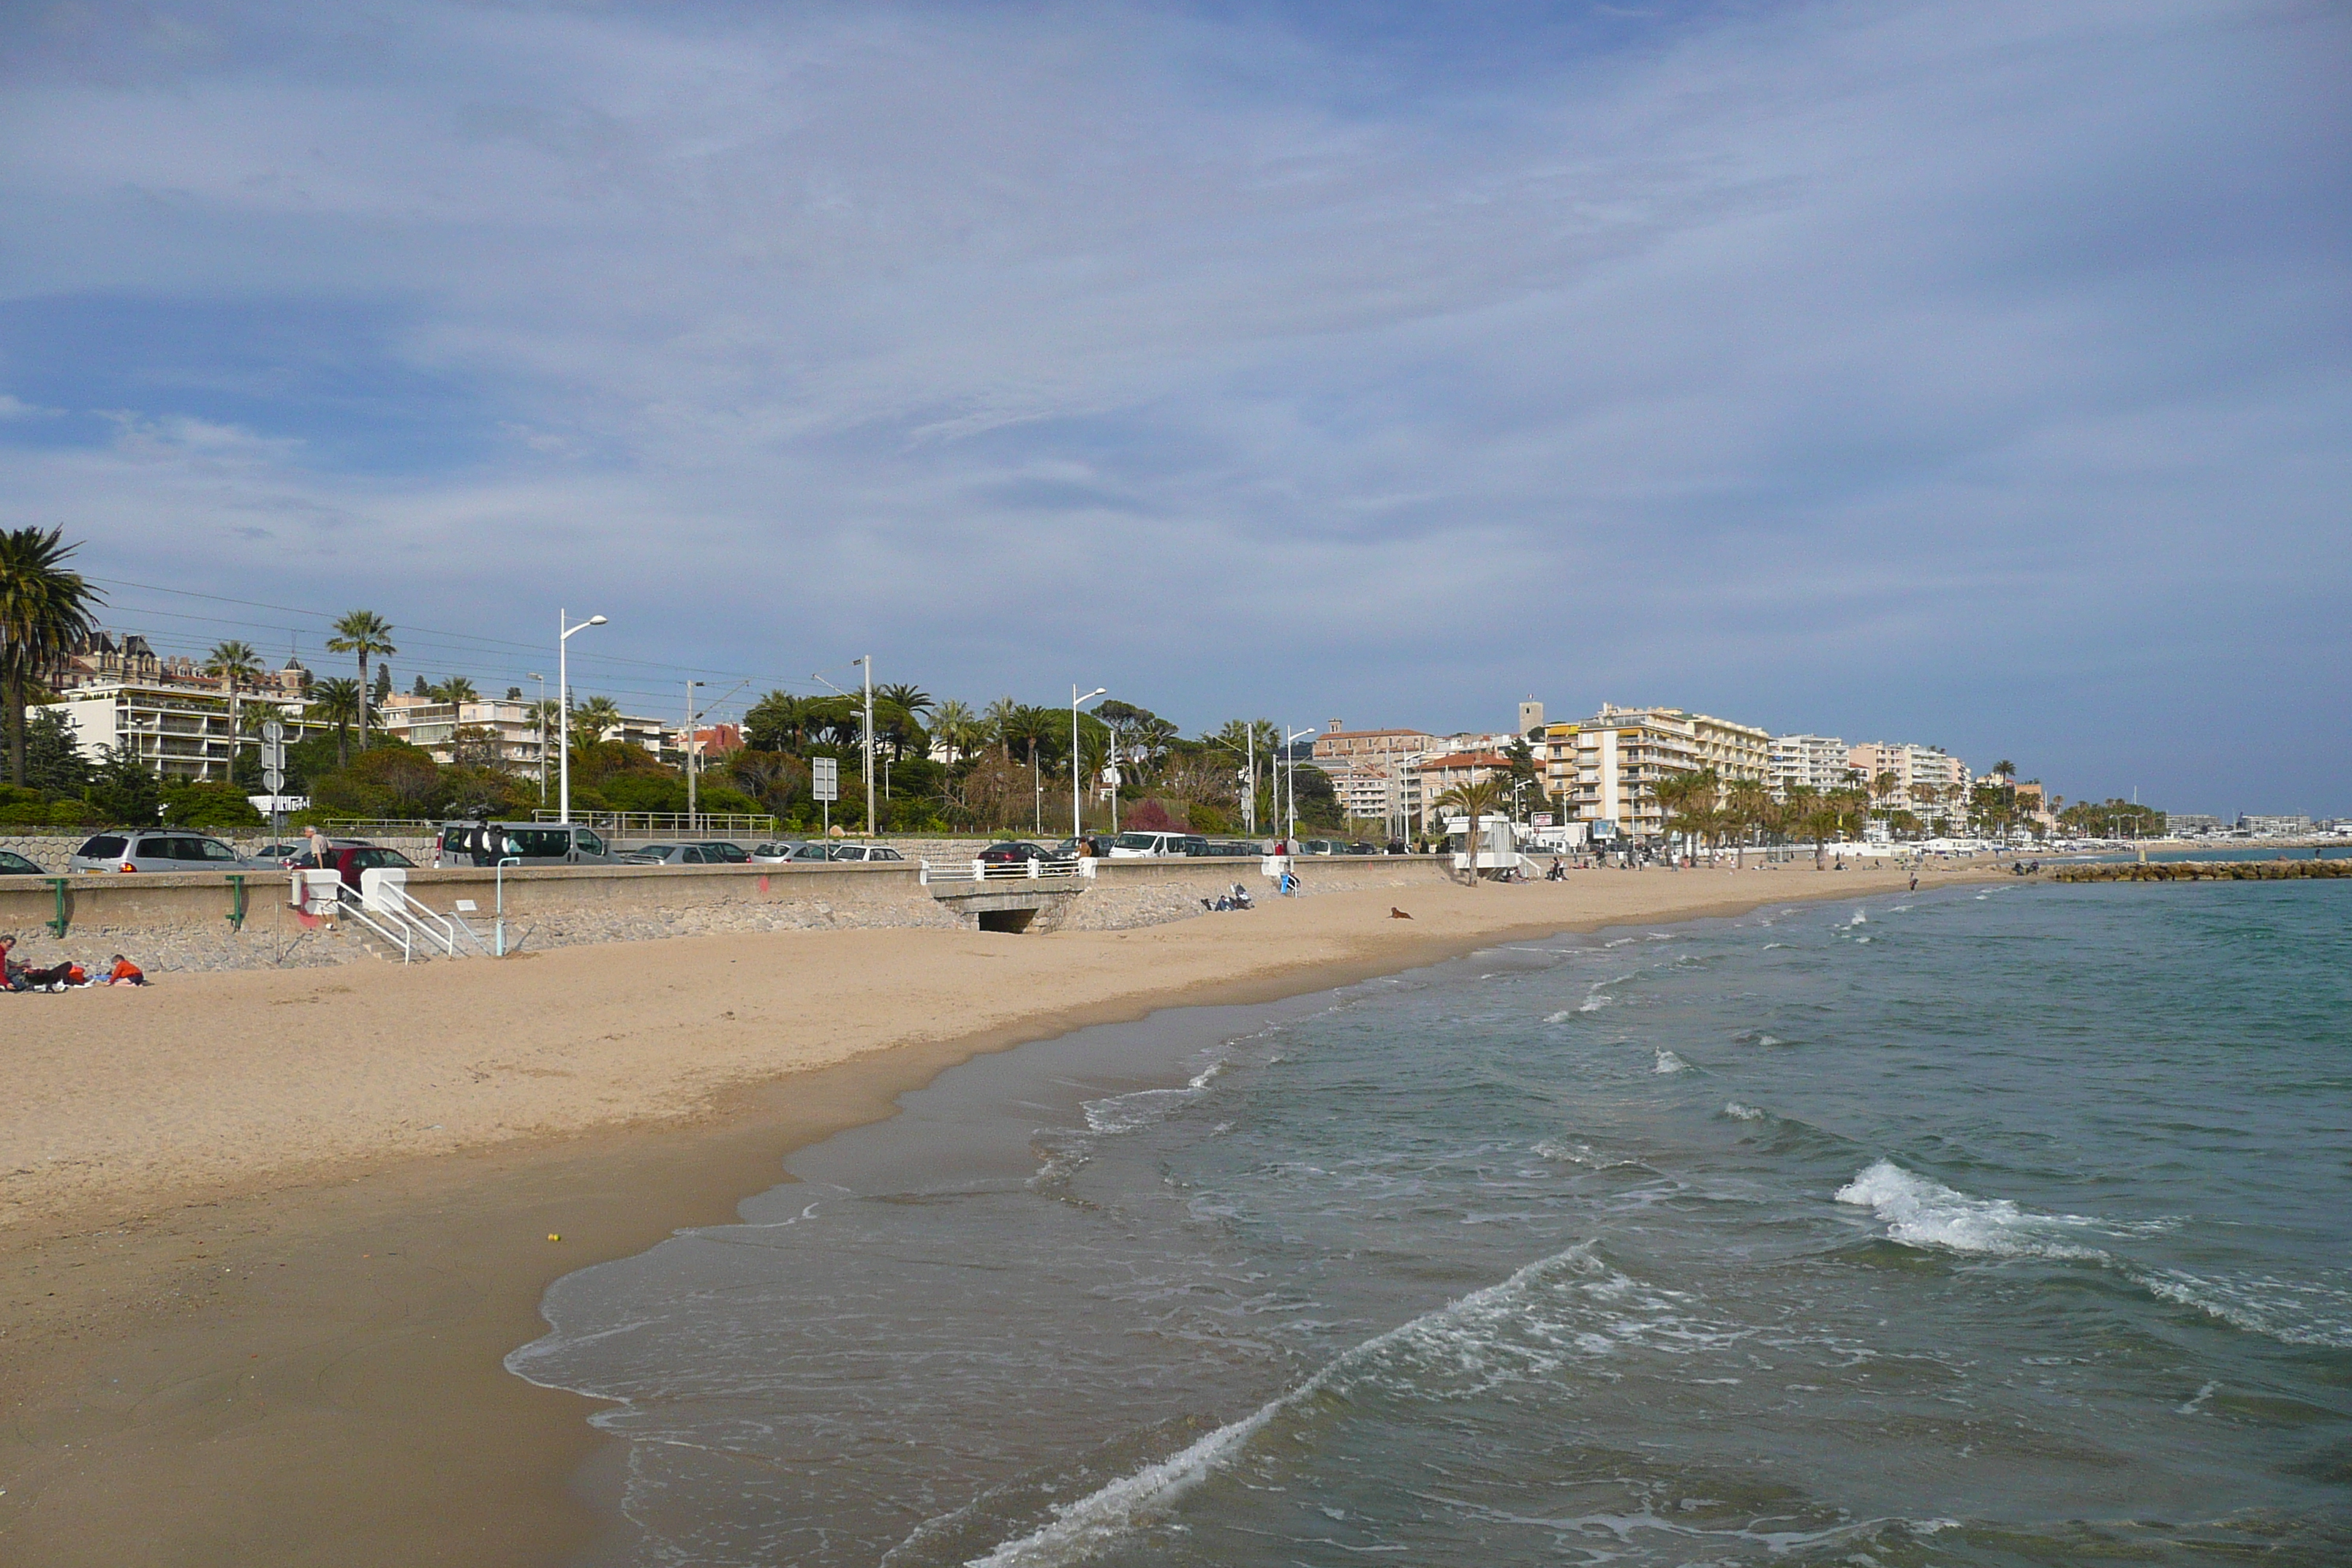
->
[[16, 960, 86, 991], [108, 954, 146, 987]]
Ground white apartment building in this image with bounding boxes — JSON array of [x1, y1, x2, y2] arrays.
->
[[37, 681, 310, 783], [1847, 742, 1972, 819], [1552, 705, 1771, 842], [376, 694, 669, 768], [2240, 814, 2315, 837], [1769, 734, 1852, 799]]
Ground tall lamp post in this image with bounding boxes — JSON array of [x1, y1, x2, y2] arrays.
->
[[1072, 685, 1105, 840], [557, 610, 607, 825]]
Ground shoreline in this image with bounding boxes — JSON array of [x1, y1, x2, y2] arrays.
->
[[0, 862, 1991, 1566]]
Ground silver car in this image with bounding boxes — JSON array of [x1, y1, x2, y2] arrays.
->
[[823, 844, 905, 862], [618, 843, 743, 866], [69, 832, 272, 873], [751, 841, 835, 864]]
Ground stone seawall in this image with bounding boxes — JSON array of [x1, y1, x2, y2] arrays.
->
[[0, 855, 1452, 973], [2053, 860, 2351, 882]]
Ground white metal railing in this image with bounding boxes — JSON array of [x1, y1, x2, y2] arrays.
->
[[294, 867, 495, 963], [532, 809, 778, 837], [919, 856, 1096, 886], [361, 871, 494, 960]]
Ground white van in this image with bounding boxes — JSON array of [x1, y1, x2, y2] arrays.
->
[[1106, 831, 1209, 858]]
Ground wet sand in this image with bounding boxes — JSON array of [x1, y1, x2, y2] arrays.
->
[[0, 861, 1988, 1565]]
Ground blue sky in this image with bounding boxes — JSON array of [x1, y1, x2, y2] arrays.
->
[[1, 0, 2345, 815]]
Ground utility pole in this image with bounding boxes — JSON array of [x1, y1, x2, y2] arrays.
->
[[685, 679, 705, 832], [859, 655, 875, 834]]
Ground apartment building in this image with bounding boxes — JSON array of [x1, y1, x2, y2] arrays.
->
[[376, 695, 550, 769], [1311, 725, 1443, 832], [2240, 814, 2315, 837], [49, 630, 313, 701], [1846, 742, 1972, 818], [1548, 705, 1767, 842], [376, 693, 670, 768], [1410, 749, 1514, 832], [1312, 725, 1443, 764], [37, 681, 309, 783], [1769, 734, 1852, 799]]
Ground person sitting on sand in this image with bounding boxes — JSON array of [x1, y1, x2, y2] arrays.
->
[[0, 933, 20, 992], [108, 954, 146, 987]]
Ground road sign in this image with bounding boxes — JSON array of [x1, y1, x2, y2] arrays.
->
[[262, 719, 284, 743], [263, 766, 285, 793], [812, 756, 839, 803]]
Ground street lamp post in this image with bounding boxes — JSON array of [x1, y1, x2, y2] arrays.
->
[[1072, 685, 1105, 840], [557, 609, 607, 825]]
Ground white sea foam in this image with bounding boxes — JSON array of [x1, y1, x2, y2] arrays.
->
[[962, 1245, 1616, 1567], [1543, 1009, 1575, 1024], [1762, 941, 1791, 949], [1847, 910, 1867, 926], [1653, 1049, 1689, 1075], [2142, 1269, 2352, 1348], [1077, 1059, 1230, 1137], [1722, 1101, 1765, 1121], [2176, 1379, 2220, 1415], [1833, 1161, 2109, 1260], [1855, 935, 1874, 943]]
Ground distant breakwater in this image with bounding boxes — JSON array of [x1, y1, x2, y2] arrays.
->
[[2054, 860, 2351, 883]]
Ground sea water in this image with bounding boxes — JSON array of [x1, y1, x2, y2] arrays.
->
[[510, 880, 2352, 1565]]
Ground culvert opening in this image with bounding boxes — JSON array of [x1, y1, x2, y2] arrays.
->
[[976, 908, 1037, 934]]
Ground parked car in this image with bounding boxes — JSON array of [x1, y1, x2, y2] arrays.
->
[[826, 844, 906, 862], [0, 849, 45, 875], [283, 837, 377, 867], [1107, 832, 1209, 857], [761, 841, 840, 864], [750, 841, 812, 863], [1207, 841, 1264, 858], [318, 845, 417, 890], [691, 841, 753, 864], [68, 832, 275, 873], [977, 840, 1060, 866], [617, 844, 718, 865], [1346, 841, 1377, 855], [436, 821, 612, 866]]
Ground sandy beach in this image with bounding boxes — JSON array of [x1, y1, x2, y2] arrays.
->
[[1, 859, 1988, 1566]]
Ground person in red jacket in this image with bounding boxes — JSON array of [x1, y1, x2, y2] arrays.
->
[[108, 954, 146, 987]]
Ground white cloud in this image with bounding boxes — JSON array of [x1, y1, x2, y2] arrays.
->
[[0, 0, 2345, 808]]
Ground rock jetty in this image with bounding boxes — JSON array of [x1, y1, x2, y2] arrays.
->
[[2054, 860, 2349, 882]]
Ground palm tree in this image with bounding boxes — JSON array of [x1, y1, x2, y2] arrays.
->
[[1435, 775, 1509, 886], [875, 682, 932, 721], [1651, 769, 1719, 863], [570, 696, 623, 745], [428, 676, 479, 704], [1722, 780, 1771, 867], [312, 677, 361, 767], [325, 610, 396, 750], [0, 526, 105, 787], [202, 639, 263, 779], [983, 696, 1021, 761], [928, 698, 979, 764]]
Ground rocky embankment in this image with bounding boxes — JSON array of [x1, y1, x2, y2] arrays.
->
[[2054, 860, 2349, 882]]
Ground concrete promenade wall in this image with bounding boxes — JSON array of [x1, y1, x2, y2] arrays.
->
[[0, 855, 1454, 973]]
